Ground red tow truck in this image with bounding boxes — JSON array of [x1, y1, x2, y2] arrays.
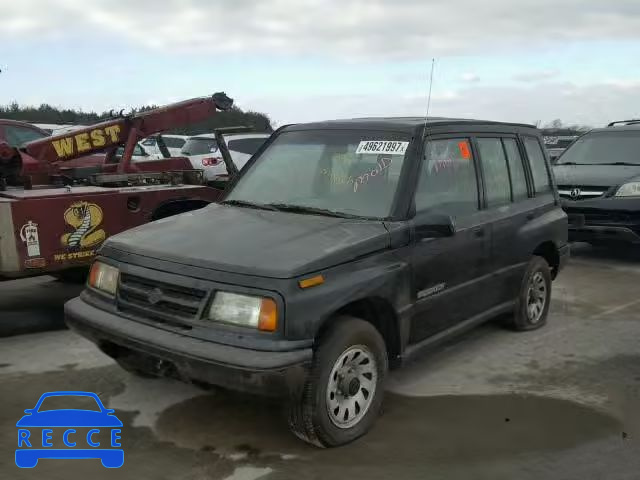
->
[[0, 93, 234, 280]]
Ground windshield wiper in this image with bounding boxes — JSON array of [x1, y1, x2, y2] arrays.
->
[[221, 199, 279, 211], [556, 162, 587, 166], [265, 203, 368, 219]]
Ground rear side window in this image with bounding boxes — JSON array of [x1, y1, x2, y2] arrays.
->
[[415, 138, 479, 217], [502, 138, 528, 200], [164, 137, 186, 149], [181, 138, 218, 155], [523, 137, 551, 193], [227, 137, 268, 155], [477, 138, 511, 207]]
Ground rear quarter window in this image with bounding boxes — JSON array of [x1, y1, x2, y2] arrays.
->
[[227, 137, 268, 155], [182, 138, 218, 155], [164, 137, 186, 149], [523, 137, 551, 194]]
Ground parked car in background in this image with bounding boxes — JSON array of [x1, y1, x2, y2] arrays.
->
[[180, 133, 270, 181], [66, 117, 567, 447], [140, 135, 189, 157], [541, 128, 582, 163], [115, 145, 163, 162], [32, 123, 88, 135], [553, 120, 640, 245]]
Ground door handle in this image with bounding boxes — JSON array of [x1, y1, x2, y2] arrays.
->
[[526, 213, 535, 221], [472, 227, 485, 238]]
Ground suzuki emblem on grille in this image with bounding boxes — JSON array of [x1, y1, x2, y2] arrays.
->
[[570, 187, 581, 200], [148, 288, 163, 305]]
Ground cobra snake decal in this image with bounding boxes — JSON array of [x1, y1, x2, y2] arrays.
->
[[61, 202, 106, 249]]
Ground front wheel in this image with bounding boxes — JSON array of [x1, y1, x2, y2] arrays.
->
[[288, 316, 388, 447]]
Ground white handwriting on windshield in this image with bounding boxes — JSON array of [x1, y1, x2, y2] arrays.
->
[[321, 157, 393, 192]]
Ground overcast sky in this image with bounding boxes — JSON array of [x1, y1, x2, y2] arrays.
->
[[2, 0, 640, 127]]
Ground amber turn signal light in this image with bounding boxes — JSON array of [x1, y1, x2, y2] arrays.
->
[[258, 298, 278, 331], [298, 274, 325, 289]]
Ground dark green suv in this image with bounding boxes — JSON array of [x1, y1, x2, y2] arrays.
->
[[66, 117, 568, 447]]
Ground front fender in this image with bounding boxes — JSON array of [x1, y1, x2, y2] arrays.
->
[[283, 249, 411, 340]]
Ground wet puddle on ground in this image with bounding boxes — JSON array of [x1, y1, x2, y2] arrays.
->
[[155, 390, 623, 465], [1, 366, 629, 480]]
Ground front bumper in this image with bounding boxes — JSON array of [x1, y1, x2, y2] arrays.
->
[[65, 297, 312, 397], [562, 197, 640, 245]]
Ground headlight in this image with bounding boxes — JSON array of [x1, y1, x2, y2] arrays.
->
[[615, 182, 640, 197], [207, 292, 277, 331], [88, 261, 119, 296]]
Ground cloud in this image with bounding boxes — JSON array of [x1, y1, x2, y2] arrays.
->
[[250, 81, 640, 127], [461, 73, 481, 83], [513, 70, 560, 82], [4, 0, 640, 58]]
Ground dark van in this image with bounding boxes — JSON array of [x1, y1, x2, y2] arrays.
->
[[66, 117, 568, 447]]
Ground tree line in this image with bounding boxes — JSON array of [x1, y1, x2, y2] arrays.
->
[[0, 102, 273, 134], [538, 119, 592, 133]]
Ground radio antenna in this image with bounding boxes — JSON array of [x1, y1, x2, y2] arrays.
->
[[421, 58, 436, 143]]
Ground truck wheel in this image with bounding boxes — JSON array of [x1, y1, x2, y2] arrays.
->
[[288, 316, 387, 447], [509, 256, 551, 331]]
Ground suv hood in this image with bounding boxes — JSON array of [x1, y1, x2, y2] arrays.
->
[[553, 164, 640, 187], [105, 203, 390, 279]]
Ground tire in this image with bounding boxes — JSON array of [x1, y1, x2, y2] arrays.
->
[[509, 256, 552, 331], [288, 316, 388, 448]]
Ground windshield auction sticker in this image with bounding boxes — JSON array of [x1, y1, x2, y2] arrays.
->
[[356, 140, 409, 155]]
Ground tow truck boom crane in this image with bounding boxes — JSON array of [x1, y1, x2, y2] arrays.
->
[[0, 92, 233, 188], [0, 93, 234, 280]]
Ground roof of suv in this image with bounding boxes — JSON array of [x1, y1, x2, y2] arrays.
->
[[285, 116, 536, 133], [592, 124, 640, 133]]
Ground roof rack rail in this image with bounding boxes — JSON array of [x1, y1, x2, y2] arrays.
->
[[607, 119, 640, 127]]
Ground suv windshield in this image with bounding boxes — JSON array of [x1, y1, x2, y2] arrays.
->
[[181, 137, 218, 155], [558, 130, 640, 165], [226, 130, 410, 219]]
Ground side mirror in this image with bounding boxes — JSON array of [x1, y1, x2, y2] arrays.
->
[[415, 213, 456, 239]]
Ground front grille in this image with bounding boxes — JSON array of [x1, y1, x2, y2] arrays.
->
[[117, 273, 207, 328], [558, 185, 609, 201], [583, 212, 631, 224], [565, 208, 640, 229]]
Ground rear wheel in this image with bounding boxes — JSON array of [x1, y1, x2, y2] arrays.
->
[[288, 316, 387, 447], [509, 256, 551, 331]]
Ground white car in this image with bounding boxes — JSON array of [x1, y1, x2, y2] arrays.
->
[[115, 144, 163, 162], [139, 135, 189, 157], [180, 133, 270, 181]]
